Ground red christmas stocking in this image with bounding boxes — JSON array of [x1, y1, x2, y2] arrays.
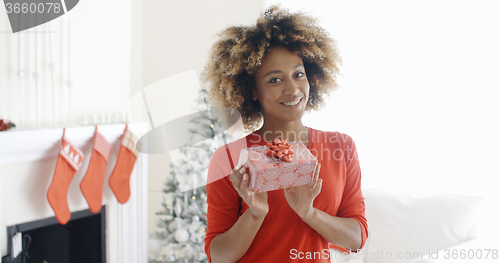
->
[[109, 125, 138, 204], [80, 127, 111, 213], [47, 129, 84, 225]]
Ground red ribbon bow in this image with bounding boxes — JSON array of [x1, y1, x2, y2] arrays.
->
[[265, 138, 294, 162]]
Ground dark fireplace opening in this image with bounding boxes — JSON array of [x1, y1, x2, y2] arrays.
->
[[2, 207, 106, 263]]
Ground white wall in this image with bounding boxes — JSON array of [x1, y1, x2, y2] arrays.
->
[[142, 0, 265, 88], [0, 0, 142, 127], [266, 0, 500, 197]]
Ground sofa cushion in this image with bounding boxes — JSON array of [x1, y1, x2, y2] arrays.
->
[[362, 189, 481, 263]]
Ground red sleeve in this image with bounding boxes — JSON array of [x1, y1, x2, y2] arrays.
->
[[336, 133, 368, 251], [204, 146, 241, 263]]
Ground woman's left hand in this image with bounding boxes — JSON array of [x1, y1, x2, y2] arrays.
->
[[284, 163, 322, 219]]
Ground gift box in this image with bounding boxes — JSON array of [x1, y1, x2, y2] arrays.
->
[[237, 139, 318, 193]]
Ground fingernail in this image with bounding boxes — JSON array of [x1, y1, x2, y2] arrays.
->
[[243, 173, 248, 181], [239, 167, 246, 174], [247, 191, 252, 197]]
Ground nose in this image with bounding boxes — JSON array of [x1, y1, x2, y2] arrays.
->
[[283, 78, 301, 96]]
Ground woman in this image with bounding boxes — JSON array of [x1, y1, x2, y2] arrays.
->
[[203, 6, 368, 263]]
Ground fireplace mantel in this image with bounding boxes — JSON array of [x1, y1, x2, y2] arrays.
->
[[0, 123, 149, 263]]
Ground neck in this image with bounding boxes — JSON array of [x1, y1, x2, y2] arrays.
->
[[257, 120, 309, 145]]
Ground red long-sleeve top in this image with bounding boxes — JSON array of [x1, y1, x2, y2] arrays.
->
[[204, 127, 368, 262]]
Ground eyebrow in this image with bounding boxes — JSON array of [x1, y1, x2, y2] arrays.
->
[[261, 63, 304, 79]]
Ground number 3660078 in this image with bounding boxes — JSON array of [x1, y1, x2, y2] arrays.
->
[[5, 3, 62, 14], [443, 249, 498, 260]]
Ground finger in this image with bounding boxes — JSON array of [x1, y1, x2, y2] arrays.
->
[[238, 167, 247, 188], [240, 172, 254, 198], [311, 163, 321, 189], [286, 186, 297, 195], [315, 163, 321, 180], [248, 190, 260, 206], [312, 178, 322, 196], [241, 172, 249, 188], [231, 170, 242, 187], [229, 166, 238, 182], [244, 188, 254, 206], [230, 168, 244, 191], [230, 166, 245, 178], [313, 178, 322, 190]]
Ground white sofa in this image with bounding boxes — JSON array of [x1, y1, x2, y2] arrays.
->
[[330, 189, 494, 263]]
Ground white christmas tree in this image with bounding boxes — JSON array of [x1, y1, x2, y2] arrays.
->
[[149, 88, 237, 263]]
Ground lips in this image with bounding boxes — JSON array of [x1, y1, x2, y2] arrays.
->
[[280, 97, 302, 107]]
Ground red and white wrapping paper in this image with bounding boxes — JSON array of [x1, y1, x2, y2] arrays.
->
[[237, 141, 318, 193]]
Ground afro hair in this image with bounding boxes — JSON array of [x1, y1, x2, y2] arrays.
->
[[203, 5, 342, 133]]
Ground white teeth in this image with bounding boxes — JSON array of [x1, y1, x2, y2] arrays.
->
[[283, 99, 300, 106]]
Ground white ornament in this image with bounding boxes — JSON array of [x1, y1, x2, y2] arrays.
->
[[187, 202, 201, 215], [155, 218, 163, 227], [162, 252, 175, 262], [174, 228, 189, 243], [174, 199, 182, 217], [190, 231, 204, 244], [168, 220, 178, 232], [181, 244, 194, 258], [197, 252, 207, 261], [189, 220, 203, 233], [148, 238, 163, 258]]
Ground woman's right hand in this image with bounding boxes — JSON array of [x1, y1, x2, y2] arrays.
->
[[229, 165, 269, 219]]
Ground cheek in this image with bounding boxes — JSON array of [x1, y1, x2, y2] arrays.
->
[[260, 89, 280, 103], [302, 83, 311, 99]]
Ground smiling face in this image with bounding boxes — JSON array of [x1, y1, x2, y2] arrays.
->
[[253, 47, 310, 125]]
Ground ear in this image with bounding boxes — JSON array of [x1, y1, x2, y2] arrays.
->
[[252, 89, 258, 101]]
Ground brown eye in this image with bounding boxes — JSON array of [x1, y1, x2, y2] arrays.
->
[[269, 77, 281, 83], [295, 72, 304, 78]]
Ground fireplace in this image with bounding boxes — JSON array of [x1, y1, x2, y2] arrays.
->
[[0, 123, 149, 263], [3, 207, 106, 263]]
